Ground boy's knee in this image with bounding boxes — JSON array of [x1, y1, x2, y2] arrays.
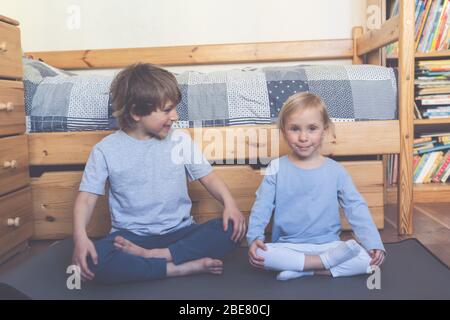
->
[[204, 218, 234, 237], [86, 238, 115, 273]]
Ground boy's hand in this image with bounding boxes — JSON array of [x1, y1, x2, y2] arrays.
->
[[223, 205, 246, 243], [248, 239, 267, 269], [369, 249, 386, 266], [72, 236, 98, 281]]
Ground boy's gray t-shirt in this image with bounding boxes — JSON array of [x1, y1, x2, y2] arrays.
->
[[79, 129, 212, 236]]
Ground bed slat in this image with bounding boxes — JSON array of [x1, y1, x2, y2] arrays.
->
[[27, 121, 400, 165], [25, 39, 353, 70]]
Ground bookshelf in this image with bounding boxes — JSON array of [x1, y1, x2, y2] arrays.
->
[[387, 50, 450, 59], [414, 118, 450, 124], [385, 0, 450, 203]]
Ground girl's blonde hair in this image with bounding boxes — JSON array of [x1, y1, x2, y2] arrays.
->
[[277, 92, 335, 138]]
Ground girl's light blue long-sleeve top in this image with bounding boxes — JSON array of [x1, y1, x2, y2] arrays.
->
[[246, 156, 385, 251]]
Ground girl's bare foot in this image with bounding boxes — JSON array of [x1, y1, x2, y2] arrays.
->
[[113, 236, 172, 261], [167, 258, 223, 277]]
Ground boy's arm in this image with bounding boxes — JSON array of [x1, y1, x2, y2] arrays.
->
[[72, 145, 108, 280], [199, 171, 246, 242], [72, 191, 100, 281], [73, 191, 99, 240]]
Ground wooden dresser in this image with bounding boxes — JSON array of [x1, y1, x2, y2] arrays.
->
[[0, 15, 33, 263]]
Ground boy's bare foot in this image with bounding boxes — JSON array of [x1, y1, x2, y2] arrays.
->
[[167, 258, 223, 277], [113, 236, 172, 261]]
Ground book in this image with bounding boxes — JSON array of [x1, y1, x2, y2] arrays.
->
[[432, 150, 450, 181], [441, 163, 450, 181], [416, 152, 438, 183], [417, 143, 450, 155], [414, 136, 433, 144], [414, 153, 430, 182]]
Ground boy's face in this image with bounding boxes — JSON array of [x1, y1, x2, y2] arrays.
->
[[133, 100, 179, 139]]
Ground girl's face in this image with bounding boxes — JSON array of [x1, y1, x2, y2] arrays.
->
[[131, 100, 179, 139], [283, 108, 326, 161]]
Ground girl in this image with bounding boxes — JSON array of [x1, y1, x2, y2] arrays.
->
[[246, 92, 386, 281]]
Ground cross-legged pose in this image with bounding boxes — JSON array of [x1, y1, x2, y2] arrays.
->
[[72, 63, 246, 284], [247, 92, 386, 281]]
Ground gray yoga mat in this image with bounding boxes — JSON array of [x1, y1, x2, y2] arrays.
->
[[0, 238, 449, 300]]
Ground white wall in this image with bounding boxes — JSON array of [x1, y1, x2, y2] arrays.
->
[[1, 0, 368, 73]]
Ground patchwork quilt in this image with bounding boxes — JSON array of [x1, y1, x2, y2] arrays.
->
[[23, 58, 398, 133]]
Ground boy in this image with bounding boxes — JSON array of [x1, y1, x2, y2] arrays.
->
[[72, 63, 246, 284]]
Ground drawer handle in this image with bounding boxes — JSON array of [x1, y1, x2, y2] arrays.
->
[[7, 217, 20, 227], [3, 160, 17, 169], [0, 102, 14, 112], [0, 42, 7, 53]]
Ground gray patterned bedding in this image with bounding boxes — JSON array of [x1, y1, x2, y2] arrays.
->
[[23, 58, 398, 133]]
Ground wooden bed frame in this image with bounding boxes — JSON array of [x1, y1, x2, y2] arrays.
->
[[24, 0, 415, 239]]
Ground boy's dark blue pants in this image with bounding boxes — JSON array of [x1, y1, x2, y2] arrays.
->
[[87, 218, 238, 284]]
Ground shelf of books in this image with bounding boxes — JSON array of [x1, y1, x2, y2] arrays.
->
[[386, 0, 450, 203], [387, 133, 450, 203], [386, 0, 450, 57]]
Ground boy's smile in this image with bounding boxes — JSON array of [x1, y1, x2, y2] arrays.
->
[[128, 100, 179, 140]]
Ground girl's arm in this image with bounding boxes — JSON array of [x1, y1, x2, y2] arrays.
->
[[246, 163, 277, 245], [337, 168, 385, 252], [199, 171, 246, 242]]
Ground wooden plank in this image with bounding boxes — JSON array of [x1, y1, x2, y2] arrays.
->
[[0, 80, 26, 136], [352, 27, 364, 64], [366, 0, 387, 66], [0, 187, 33, 257], [0, 15, 20, 26], [25, 39, 354, 70], [388, 50, 450, 59], [0, 21, 23, 79], [31, 172, 110, 239], [397, 0, 415, 235], [27, 131, 112, 166], [0, 135, 30, 197], [357, 15, 399, 56], [31, 161, 384, 239], [28, 121, 400, 165], [414, 118, 450, 125], [388, 184, 450, 204]]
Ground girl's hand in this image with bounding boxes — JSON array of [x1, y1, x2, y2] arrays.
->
[[369, 249, 386, 266], [248, 239, 267, 269], [223, 205, 246, 243], [72, 236, 98, 281]]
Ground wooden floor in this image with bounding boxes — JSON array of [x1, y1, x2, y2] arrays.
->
[[1, 202, 449, 276]]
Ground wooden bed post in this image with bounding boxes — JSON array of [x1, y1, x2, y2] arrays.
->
[[352, 27, 364, 64], [366, 0, 386, 66], [397, 0, 415, 235]]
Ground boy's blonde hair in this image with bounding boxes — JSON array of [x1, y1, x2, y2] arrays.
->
[[110, 63, 181, 130], [278, 92, 335, 138]]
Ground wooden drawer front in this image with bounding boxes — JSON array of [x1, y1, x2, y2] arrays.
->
[[32, 172, 111, 239], [31, 161, 384, 240], [0, 187, 33, 257], [0, 21, 22, 79], [0, 80, 25, 136], [0, 134, 30, 196]]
